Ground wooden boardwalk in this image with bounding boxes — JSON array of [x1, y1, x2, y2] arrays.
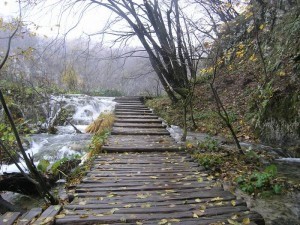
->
[[0, 97, 264, 225], [54, 97, 264, 225]]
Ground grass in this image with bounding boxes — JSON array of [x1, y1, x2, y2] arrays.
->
[[85, 113, 115, 134], [67, 113, 115, 186]]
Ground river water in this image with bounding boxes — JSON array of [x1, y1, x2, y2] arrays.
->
[[0, 94, 116, 174]]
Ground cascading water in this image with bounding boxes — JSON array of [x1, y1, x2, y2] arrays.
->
[[0, 94, 116, 174]]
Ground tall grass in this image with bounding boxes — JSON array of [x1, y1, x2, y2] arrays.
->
[[85, 113, 115, 134]]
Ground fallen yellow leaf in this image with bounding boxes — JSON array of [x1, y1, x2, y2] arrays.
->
[[243, 218, 251, 225]]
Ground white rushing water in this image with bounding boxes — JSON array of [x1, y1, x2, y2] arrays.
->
[[0, 94, 116, 174]]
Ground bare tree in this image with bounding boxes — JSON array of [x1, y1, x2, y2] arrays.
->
[[65, 0, 199, 104], [34, 0, 201, 139]]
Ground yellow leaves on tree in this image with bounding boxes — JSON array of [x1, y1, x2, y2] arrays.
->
[[249, 54, 258, 62], [200, 67, 214, 75], [60, 65, 81, 91]]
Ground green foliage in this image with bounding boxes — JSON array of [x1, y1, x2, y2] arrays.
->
[[236, 165, 283, 195], [245, 148, 259, 160], [49, 155, 81, 179], [146, 97, 191, 128], [0, 118, 33, 163], [89, 89, 123, 97], [249, 80, 275, 127], [51, 158, 69, 176], [226, 111, 238, 124], [37, 159, 50, 173], [193, 111, 217, 120], [102, 89, 123, 97], [197, 137, 219, 152], [90, 130, 110, 155], [193, 153, 223, 169]]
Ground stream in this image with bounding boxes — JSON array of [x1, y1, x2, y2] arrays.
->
[[0, 94, 116, 174], [1, 94, 116, 210]]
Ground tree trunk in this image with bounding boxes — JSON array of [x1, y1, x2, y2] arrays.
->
[[0, 89, 58, 204], [181, 103, 187, 141], [0, 173, 40, 195]]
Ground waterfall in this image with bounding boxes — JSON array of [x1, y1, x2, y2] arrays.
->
[[1, 94, 116, 174]]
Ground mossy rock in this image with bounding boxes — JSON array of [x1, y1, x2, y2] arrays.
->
[[259, 90, 300, 147]]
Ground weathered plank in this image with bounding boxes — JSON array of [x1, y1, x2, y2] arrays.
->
[[115, 118, 162, 123], [16, 208, 42, 225], [31, 205, 61, 225], [102, 146, 181, 152], [56, 210, 263, 225], [111, 128, 170, 135], [65, 198, 247, 210], [0, 212, 21, 225], [113, 122, 165, 128], [115, 112, 154, 116], [115, 109, 152, 112], [115, 107, 150, 110], [115, 114, 159, 118]]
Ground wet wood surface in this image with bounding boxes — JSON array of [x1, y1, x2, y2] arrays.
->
[[55, 97, 264, 225]]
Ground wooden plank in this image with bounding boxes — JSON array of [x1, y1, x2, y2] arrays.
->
[[0, 212, 21, 225], [62, 205, 249, 215], [32, 205, 61, 225], [113, 123, 164, 128], [65, 198, 247, 210], [111, 131, 170, 135], [76, 180, 212, 188], [93, 157, 193, 162], [115, 107, 149, 110], [103, 152, 188, 157], [115, 109, 152, 112], [70, 193, 235, 206], [115, 116, 159, 119], [115, 103, 144, 105], [80, 176, 208, 184], [56, 209, 263, 225], [105, 135, 178, 144], [91, 165, 199, 169], [89, 167, 198, 171], [115, 112, 154, 116], [114, 119, 162, 123], [102, 146, 181, 152], [16, 208, 42, 225], [73, 188, 232, 199]]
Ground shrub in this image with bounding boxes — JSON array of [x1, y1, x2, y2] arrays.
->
[[236, 165, 283, 195]]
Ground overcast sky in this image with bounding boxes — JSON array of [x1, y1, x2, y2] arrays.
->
[[0, 0, 129, 44]]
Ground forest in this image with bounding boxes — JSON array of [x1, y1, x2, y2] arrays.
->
[[0, 0, 299, 224]]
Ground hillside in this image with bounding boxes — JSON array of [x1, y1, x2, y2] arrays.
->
[[148, 1, 299, 156]]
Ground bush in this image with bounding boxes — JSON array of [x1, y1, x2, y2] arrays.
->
[[197, 137, 219, 152], [193, 153, 223, 169], [236, 165, 283, 195]]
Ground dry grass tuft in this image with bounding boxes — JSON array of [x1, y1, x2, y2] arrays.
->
[[85, 113, 115, 134]]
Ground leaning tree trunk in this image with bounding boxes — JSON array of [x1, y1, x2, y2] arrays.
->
[[0, 89, 58, 204]]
